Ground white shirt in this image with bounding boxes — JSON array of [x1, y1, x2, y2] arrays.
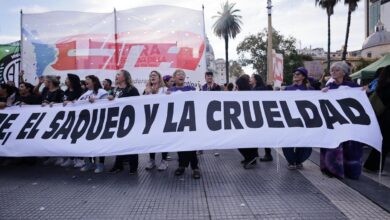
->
[[78, 88, 108, 101], [144, 87, 167, 95]]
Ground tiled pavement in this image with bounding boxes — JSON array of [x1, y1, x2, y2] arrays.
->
[[0, 149, 389, 220]]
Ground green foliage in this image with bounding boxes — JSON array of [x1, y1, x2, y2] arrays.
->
[[229, 60, 245, 79], [354, 58, 378, 72], [236, 29, 312, 85]]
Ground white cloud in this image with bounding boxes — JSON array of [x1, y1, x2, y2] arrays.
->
[[11, 5, 51, 13], [0, 35, 19, 44]]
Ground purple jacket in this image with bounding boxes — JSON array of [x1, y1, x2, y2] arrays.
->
[[284, 84, 312, 91], [168, 85, 196, 92]]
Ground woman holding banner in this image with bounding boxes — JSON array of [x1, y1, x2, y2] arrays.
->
[[169, 69, 201, 179], [14, 82, 41, 105], [321, 61, 363, 179], [41, 76, 64, 107], [78, 75, 108, 174], [41, 76, 65, 166], [61, 74, 84, 168], [250, 73, 274, 163], [0, 84, 17, 109], [108, 70, 140, 175], [282, 67, 313, 170], [236, 75, 259, 169], [143, 70, 169, 171]]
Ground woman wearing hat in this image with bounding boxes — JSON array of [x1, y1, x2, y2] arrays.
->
[[163, 75, 175, 89], [321, 61, 363, 179], [282, 67, 313, 170]]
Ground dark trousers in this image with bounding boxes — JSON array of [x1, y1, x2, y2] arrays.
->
[[264, 148, 271, 155], [177, 151, 198, 169], [238, 148, 259, 162], [282, 148, 312, 165], [113, 154, 138, 171], [150, 153, 168, 160]]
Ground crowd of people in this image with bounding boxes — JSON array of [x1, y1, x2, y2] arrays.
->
[[0, 61, 388, 180]]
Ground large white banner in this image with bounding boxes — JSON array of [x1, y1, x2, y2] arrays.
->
[[0, 89, 382, 157], [21, 5, 206, 91]]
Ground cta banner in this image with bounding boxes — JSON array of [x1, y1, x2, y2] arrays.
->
[[21, 5, 206, 91], [0, 89, 382, 157]]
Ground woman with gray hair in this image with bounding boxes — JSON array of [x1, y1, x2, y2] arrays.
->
[[321, 61, 363, 179]]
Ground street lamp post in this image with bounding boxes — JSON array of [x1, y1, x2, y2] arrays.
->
[[266, 0, 273, 86]]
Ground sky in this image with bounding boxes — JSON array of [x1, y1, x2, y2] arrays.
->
[[0, 0, 366, 72]]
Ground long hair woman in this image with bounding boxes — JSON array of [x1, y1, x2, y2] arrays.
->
[[235, 75, 259, 169], [143, 70, 169, 171], [108, 69, 140, 175], [78, 75, 108, 173]]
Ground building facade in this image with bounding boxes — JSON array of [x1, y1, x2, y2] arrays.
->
[[214, 58, 226, 85], [362, 21, 390, 58], [366, 0, 390, 37]]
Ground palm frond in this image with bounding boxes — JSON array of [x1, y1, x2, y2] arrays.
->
[[315, 0, 340, 15], [344, 0, 360, 12], [212, 1, 243, 39]]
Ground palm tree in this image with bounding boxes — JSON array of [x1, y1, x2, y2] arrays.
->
[[342, 0, 360, 60], [213, 1, 242, 83], [315, 0, 340, 73]]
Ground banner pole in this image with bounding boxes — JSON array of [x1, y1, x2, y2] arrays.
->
[[201, 5, 207, 87], [379, 152, 383, 184], [114, 8, 119, 70], [20, 9, 23, 85]]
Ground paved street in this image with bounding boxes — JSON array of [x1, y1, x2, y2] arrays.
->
[[1, 149, 389, 220]]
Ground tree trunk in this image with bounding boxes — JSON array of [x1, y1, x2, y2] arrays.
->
[[327, 13, 331, 74], [342, 9, 352, 61], [225, 35, 229, 84]]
